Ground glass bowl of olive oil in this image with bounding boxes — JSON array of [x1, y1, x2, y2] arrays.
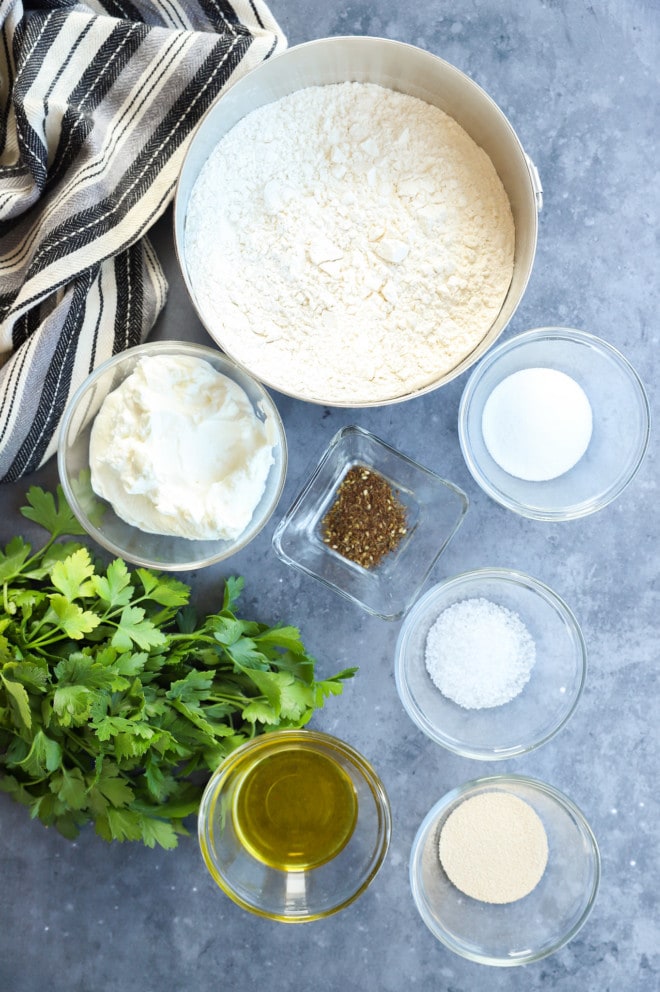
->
[[197, 729, 392, 921]]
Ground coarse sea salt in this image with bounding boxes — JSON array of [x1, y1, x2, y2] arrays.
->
[[424, 597, 536, 709]]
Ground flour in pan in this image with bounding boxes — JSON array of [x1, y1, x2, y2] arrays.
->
[[185, 82, 514, 404]]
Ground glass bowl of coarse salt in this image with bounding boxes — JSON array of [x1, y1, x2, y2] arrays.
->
[[458, 326, 650, 521], [409, 774, 600, 966], [57, 340, 287, 571], [394, 568, 586, 760]]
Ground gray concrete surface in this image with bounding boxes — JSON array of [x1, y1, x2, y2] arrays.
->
[[1, 2, 658, 990]]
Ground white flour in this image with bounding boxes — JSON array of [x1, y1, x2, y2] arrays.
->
[[185, 82, 514, 404]]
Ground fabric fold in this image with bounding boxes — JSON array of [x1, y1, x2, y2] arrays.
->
[[0, 0, 286, 482]]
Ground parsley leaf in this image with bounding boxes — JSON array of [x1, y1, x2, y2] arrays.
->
[[111, 606, 167, 653], [20, 485, 86, 540], [50, 548, 96, 600], [91, 559, 133, 608]]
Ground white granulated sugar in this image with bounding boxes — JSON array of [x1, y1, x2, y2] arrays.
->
[[185, 82, 515, 403], [481, 367, 593, 481], [425, 597, 536, 709]]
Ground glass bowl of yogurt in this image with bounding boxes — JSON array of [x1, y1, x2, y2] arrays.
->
[[57, 340, 287, 570], [458, 327, 650, 520]]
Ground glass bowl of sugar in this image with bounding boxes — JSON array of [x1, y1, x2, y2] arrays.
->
[[394, 568, 587, 760], [457, 327, 650, 520], [409, 774, 600, 966]]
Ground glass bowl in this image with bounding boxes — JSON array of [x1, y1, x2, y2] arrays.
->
[[394, 568, 586, 759], [197, 729, 391, 922], [458, 327, 650, 520], [271, 425, 469, 621], [57, 340, 287, 571], [409, 774, 600, 966]]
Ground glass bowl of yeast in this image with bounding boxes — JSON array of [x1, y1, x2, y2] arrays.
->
[[409, 774, 600, 966]]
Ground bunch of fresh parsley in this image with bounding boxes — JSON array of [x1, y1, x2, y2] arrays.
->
[[0, 487, 355, 849]]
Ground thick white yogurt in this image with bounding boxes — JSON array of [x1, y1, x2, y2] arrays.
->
[[89, 354, 275, 541]]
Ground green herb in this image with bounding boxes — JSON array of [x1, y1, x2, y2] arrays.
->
[[0, 486, 356, 849]]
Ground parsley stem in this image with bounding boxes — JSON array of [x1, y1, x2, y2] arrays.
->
[[208, 692, 251, 705], [2, 583, 11, 615], [25, 630, 66, 650], [21, 535, 58, 574], [165, 633, 219, 646]]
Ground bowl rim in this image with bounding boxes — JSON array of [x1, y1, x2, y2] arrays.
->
[[457, 326, 651, 521], [394, 566, 587, 759], [197, 728, 392, 922], [172, 34, 540, 408], [409, 772, 601, 966], [57, 339, 288, 571]]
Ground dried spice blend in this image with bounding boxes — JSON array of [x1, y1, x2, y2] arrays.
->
[[321, 464, 407, 569]]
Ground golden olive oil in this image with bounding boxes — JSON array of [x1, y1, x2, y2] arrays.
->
[[232, 744, 358, 870]]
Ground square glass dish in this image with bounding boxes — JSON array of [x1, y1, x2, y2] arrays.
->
[[272, 426, 469, 620]]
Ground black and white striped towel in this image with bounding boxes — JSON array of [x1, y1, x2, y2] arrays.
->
[[0, 0, 286, 483]]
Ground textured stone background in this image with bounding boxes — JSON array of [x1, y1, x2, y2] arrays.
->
[[1, 2, 658, 990]]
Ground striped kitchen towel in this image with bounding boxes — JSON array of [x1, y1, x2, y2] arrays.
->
[[0, 0, 286, 483]]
